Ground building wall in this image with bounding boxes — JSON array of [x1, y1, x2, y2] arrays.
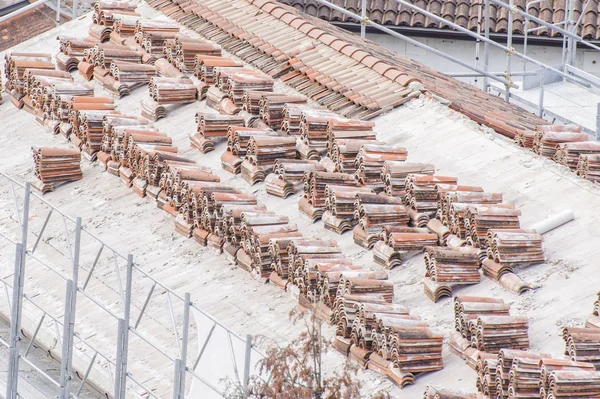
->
[[366, 32, 600, 86], [0, 0, 21, 9]]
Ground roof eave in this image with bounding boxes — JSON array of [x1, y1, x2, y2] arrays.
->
[[330, 21, 600, 48]]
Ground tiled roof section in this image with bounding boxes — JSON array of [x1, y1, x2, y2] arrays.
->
[[147, 0, 424, 119], [277, 0, 600, 40], [148, 0, 546, 136], [296, 7, 547, 137], [0, 6, 63, 52]]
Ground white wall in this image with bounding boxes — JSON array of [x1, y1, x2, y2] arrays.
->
[[366, 32, 600, 85]]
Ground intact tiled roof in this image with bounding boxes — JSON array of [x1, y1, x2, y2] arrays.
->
[[276, 0, 600, 40], [149, 0, 546, 138], [0, 6, 65, 52]]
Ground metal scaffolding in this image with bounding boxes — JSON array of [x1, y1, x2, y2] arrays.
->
[[0, 173, 262, 398], [315, 0, 600, 128]]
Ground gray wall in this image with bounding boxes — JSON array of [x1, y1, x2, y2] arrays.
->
[[366, 32, 600, 85], [0, 0, 23, 9]]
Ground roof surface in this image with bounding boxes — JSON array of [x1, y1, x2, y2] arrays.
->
[[1, 1, 600, 398], [277, 0, 600, 40], [0, 6, 64, 52]]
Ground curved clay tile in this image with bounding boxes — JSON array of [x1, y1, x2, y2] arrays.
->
[[370, 0, 386, 24], [596, 4, 600, 39], [382, 0, 399, 25], [454, 0, 470, 28], [396, 2, 413, 25], [441, 0, 456, 28], [511, 0, 525, 29], [513, 18, 523, 34], [345, 0, 360, 14], [467, 0, 482, 31], [411, 0, 428, 27], [384, 68, 404, 80], [486, 2, 498, 31], [426, 0, 443, 28], [552, 0, 565, 25], [581, 6, 598, 38], [317, 4, 331, 19], [495, 3, 509, 33], [329, 0, 345, 20], [582, 17, 596, 39], [536, 0, 553, 35], [305, 1, 319, 17], [340, 44, 361, 56]]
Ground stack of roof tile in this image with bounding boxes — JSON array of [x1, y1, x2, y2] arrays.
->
[[160, 165, 221, 217], [542, 370, 600, 398], [555, 141, 600, 171], [485, 229, 544, 269], [562, 327, 600, 369], [174, 37, 221, 73], [148, 76, 196, 104], [352, 194, 409, 248], [265, 159, 324, 198], [32, 147, 83, 193], [154, 57, 184, 78], [464, 205, 521, 248], [367, 309, 443, 386], [259, 94, 307, 129], [241, 136, 297, 185], [405, 174, 458, 226], [134, 20, 179, 56], [539, 359, 596, 394], [453, 296, 530, 362], [225, 71, 274, 107], [225, 127, 278, 170], [281, 103, 306, 136], [299, 171, 358, 222], [109, 60, 157, 96], [494, 350, 546, 398], [140, 99, 167, 121], [298, 110, 343, 160], [439, 191, 503, 229], [112, 14, 141, 40], [577, 154, 600, 182], [355, 144, 408, 189], [5, 53, 54, 105], [373, 227, 437, 269], [195, 55, 242, 84], [532, 131, 589, 158], [75, 109, 120, 159], [423, 246, 480, 286], [320, 186, 370, 234], [93, 0, 137, 27], [381, 162, 435, 197], [326, 120, 376, 151], [284, 239, 340, 290], [329, 139, 377, 174], [192, 113, 245, 154]]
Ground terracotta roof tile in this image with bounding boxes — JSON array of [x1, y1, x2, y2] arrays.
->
[[147, 0, 547, 127], [276, 0, 600, 40], [0, 6, 66, 52]]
